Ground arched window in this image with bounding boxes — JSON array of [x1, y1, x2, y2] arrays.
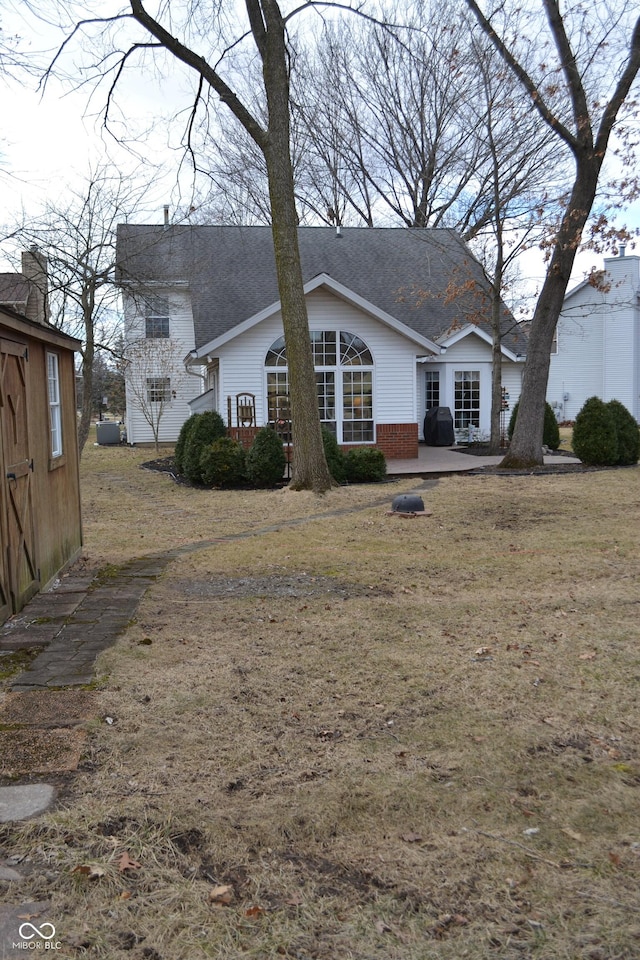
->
[[265, 330, 374, 443]]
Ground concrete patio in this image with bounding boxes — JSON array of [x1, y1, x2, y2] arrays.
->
[[386, 444, 581, 475]]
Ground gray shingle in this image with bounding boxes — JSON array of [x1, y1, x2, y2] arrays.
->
[[116, 225, 526, 354]]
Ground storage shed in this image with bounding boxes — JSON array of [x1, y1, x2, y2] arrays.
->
[[0, 251, 82, 621]]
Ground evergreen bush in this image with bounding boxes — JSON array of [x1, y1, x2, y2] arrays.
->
[[246, 427, 286, 486], [572, 396, 618, 465], [508, 399, 561, 449], [199, 437, 246, 487], [321, 426, 347, 484], [344, 446, 387, 482], [173, 414, 200, 475], [606, 399, 640, 465], [183, 411, 227, 483]]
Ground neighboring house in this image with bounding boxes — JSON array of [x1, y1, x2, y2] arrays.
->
[[116, 225, 527, 458], [547, 249, 640, 423], [0, 250, 82, 622]]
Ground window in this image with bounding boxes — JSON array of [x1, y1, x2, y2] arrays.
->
[[147, 377, 171, 403], [47, 352, 62, 457], [312, 331, 337, 366], [425, 370, 440, 410], [454, 370, 480, 429], [265, 330, 374, 443], [316, 371, 336, 430], [342, 370, 373, 441], [145, 296, 170, 338]]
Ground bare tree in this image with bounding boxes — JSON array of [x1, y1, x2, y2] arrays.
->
[[466, 0, 640, 467], [49, 0, 334, 491], [8, 165, 151, 454], [124, 336, 190, 455]]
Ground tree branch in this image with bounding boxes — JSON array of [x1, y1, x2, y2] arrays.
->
[[128, 0, 267, 147]]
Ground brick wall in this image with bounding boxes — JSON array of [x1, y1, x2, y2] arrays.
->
[[229, 422, 419, 460], [374, 423, 419, 460], [228, 426, 259, 449]]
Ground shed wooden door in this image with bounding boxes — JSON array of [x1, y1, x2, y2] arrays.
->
[[0, 338, 38, 613]]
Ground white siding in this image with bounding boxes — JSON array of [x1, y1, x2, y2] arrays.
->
[[216, 289, 422, 436], [547, 255, 640, 421], [123, 287, 199, 444]]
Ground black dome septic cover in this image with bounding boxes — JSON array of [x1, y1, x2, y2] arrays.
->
[[391, 494, 425, 513]]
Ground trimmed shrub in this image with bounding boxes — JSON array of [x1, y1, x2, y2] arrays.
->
[[321, 426, 347, 484], [182, 411, 227, 483], [344, 446, 387, 483], [199, 437, 246, 487], [173, 414, 200, 475], [572, 396, 618, 465], [508, 399, 561, 450], [246, 427, 286, 486], [607, 399, 640, 465]]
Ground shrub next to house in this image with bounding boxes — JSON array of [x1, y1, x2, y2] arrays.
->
[[508, 400, 561, 450], [199, 437, 247, 487], [321, 426, 347, 484], [572, 396, 619, 465], [607, 399, 640, 465], [246, 427, 286, 486], [182, 411, 227, 483], [345, 447, 387, 483]]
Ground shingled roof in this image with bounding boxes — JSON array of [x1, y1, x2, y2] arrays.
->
[[0, 274, 31, 308], [116, 225, 526, 354]]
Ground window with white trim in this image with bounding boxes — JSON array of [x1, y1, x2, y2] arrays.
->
[[425, 370, 440, 410], [47, 352, 63, 458], [454, 370, 480, 429], [265, 330, 374, 443], [145, 296, 170, 338], [146, 377, 171, 403]]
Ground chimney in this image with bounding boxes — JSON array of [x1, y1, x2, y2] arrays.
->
[[163, 205, 170, 228], [619, 244, 626, 258], [21, 246, 49, 325]]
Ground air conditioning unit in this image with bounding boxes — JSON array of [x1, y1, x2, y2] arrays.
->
[[96, 422, 121, 445]]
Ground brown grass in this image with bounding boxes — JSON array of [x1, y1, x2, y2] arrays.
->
[[2, 441, 640, 959]]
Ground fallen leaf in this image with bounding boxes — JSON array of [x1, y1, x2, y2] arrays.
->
[[119, 891, 132, 900], [245, 905, 265, 917], [579, 651, 597, 660], [285, 894, 304, 906], [401, 832, 423, 843], [118, 852, 142, 873], [609, 851, 622, 866], [561, 828, 584, 842], [209, 884, 234, 905], [475, 646, 492, 657]]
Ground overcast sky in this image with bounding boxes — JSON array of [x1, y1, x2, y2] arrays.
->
[[1, 0, 638, 293]]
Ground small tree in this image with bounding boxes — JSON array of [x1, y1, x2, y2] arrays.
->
[[607, 400, 640, 465], [572, 397, 618, 465], [124, 337, 189, 454]]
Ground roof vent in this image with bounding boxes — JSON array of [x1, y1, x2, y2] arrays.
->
[[336, 225, 342, 239], [163, 205, 170, 228], [619, 244, 626, 257]]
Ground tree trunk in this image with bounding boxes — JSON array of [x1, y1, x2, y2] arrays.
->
[[261, 9, 333, 493], [77, 326, 95, 457], [500, 164, 600, 468]]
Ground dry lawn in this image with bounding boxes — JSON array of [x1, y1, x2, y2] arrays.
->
[[2, 441, 640, 959]]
